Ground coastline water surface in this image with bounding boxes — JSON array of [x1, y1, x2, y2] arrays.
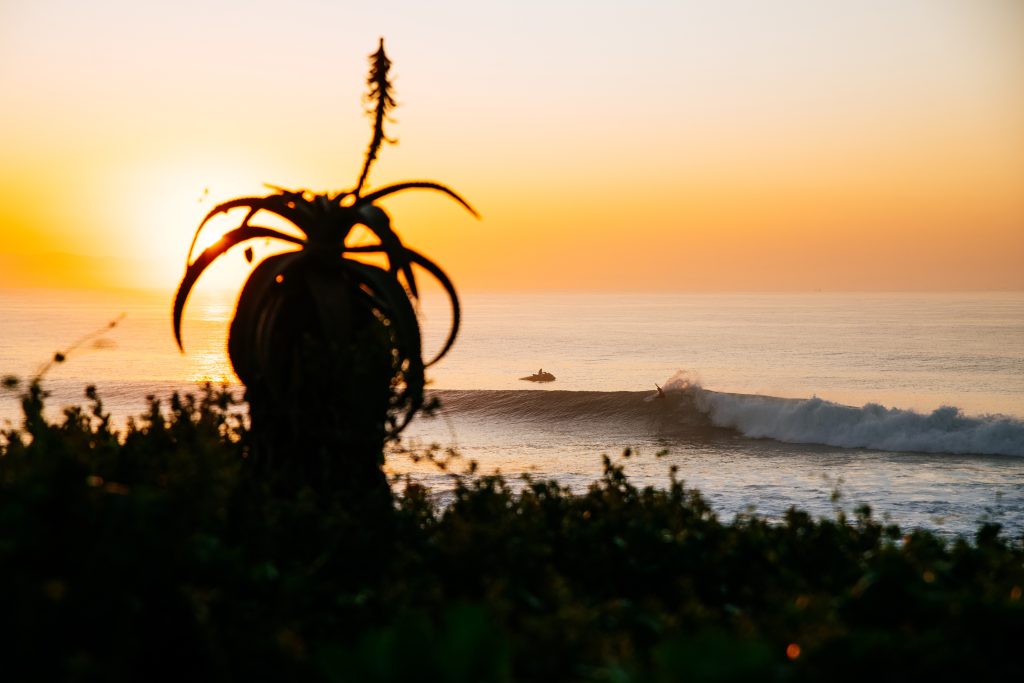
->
[[2, 289, 1022, 537]]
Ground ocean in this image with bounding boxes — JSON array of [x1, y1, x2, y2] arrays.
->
[[1, 289, 1022, 538]]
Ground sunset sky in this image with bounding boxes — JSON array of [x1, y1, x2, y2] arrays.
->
[[1, 0, 1021, 292]]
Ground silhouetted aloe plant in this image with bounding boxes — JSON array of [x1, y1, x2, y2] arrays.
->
[[172, 39, 476, 490]]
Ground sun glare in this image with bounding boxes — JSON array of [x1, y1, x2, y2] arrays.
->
[[118, 160, 294, 293]]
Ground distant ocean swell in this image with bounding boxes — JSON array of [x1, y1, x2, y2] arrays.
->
[[431, 374, 1024, 458]]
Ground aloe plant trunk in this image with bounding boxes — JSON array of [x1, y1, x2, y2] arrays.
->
[[230, 253, 393, 497]]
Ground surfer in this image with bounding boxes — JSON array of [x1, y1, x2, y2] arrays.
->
[[520, 369, 555, 382], [654, 383, 665, 399]]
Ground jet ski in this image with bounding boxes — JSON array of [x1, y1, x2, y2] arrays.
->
[[520, 370, 556, 382]]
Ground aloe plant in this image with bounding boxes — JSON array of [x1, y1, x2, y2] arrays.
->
[[172, 39, 476, 485]]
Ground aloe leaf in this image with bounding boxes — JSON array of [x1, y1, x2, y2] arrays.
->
[[345, 261, 425, 432], [173, 226, 305, 350], [187, 204, 252, 266], [342, 245, 388, 254], [405, 248, 460, 366], [254, 193, 321, 229], [185, 195, 318, 264], [346, 261, 423, 370], [358, 181, 479, 218], [228, 252, 304, 384], [353, 205, 419, 299]]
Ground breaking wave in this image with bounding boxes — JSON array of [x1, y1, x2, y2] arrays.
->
[[429, 372, 1024, 457]]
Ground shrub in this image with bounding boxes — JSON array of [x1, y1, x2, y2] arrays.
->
[[0, 385, 1021, 681]]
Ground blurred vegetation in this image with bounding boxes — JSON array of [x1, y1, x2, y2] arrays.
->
[[0, 383, 1021, 682]]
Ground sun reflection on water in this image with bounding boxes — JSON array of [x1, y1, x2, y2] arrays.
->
[[187, 349, 236, 385]]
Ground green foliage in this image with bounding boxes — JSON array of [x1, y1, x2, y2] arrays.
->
[[1, 387, 1022, 682]]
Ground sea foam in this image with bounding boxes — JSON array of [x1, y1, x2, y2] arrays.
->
[[661, 373, 1024, 457]]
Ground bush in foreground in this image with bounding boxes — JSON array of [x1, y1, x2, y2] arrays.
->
[[1, 384, 1021, 681]]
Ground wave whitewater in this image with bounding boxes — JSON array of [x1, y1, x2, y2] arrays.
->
[[429, 373, 1024, 458]]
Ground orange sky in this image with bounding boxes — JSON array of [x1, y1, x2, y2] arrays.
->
[[1, 0, 1021, 292]]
